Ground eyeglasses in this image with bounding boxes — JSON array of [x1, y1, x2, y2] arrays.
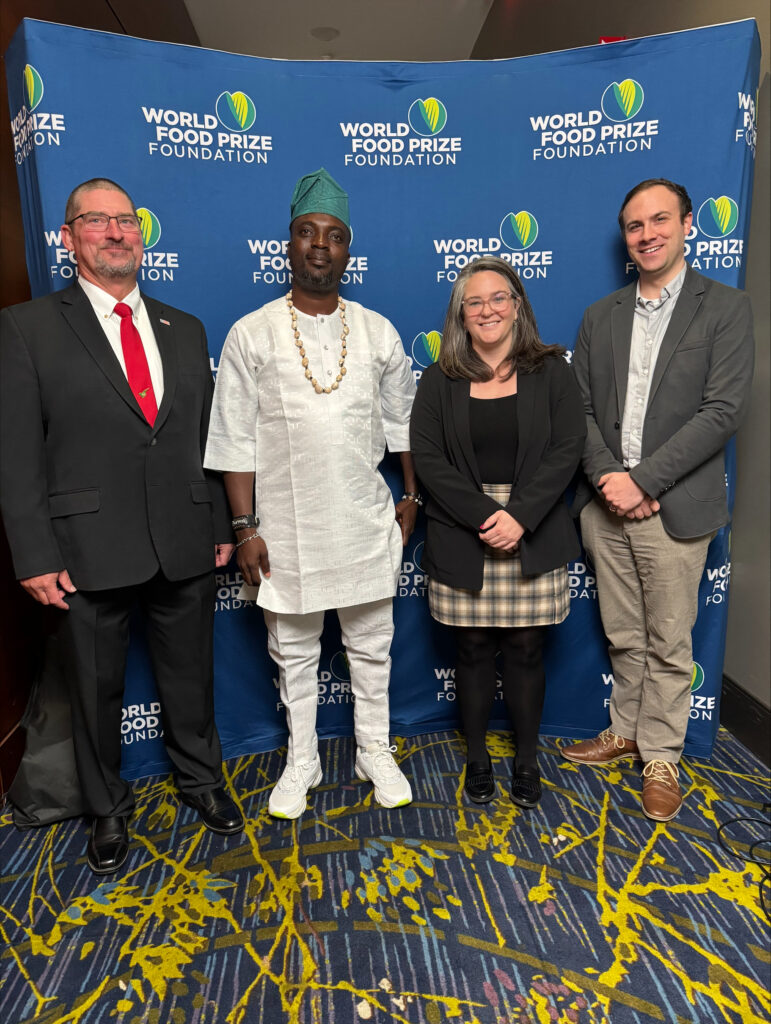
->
[[462, 292, 514, 317], [67, 212, 142, 233]]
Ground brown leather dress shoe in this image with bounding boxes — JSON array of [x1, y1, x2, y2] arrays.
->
[[561, 728, 640, 765], [641, 760, 681, 821]]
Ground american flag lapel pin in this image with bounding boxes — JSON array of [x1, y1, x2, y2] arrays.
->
[[160, 318, 171, 326]]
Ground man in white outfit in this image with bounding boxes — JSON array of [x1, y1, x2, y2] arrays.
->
[[205, 168, 419, 818]]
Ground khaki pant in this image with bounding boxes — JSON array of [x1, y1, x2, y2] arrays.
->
[[580, 500, 713, 762], [263, 598, 394, 765]]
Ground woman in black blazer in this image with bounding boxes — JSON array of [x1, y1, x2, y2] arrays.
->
[[410, 256, 585, 807]]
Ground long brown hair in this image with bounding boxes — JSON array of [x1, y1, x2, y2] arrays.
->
[[438, 256, 564, 381]]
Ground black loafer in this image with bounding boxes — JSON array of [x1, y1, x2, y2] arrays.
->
[[87, 815, 129, 875], [180, 787, 243, 834], [464, 759, 495, 803], [511, 766, 541, 809]]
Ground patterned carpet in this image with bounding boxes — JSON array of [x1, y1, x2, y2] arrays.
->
[[1, 728, 769, 1024]]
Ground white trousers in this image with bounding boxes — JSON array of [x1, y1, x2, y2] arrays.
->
[[263, 598, 394, 765]]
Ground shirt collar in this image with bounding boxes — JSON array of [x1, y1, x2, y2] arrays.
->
[[635, 264, 687, 309], [78, 277, 141, 320]]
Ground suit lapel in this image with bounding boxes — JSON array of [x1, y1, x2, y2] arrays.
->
[[60, 285, 141, 417], [143, 294, 178, 432], [647, 270, 704, 405], [450, 377, 482, 487], [610, 285, 636, 420]]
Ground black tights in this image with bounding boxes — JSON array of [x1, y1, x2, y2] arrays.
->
[[454, 625, 546, 768]]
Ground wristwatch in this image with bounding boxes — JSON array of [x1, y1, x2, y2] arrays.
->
[[231, 513, 260, 531]]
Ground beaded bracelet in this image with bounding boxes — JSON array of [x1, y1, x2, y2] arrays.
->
[[401, 492, 424, 507], [235, 531, 260, 548]]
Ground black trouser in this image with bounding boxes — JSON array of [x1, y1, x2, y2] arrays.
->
[[454, 625, 546, 768], [57, 570, 223, 817]]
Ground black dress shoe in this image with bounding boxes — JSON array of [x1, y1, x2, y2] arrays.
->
[[511, 765, 541, 809], [87, 815, 129, 875], [180, 787, 243, 834], [464, 759, 495, 803]]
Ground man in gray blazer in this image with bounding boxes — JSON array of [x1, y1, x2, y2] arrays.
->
[[564, 178, 754, 821], [0, 178, 243, 874]]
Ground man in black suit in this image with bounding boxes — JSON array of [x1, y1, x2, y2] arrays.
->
[[564, 179, 754, 821], [0, 178, 243, 874]]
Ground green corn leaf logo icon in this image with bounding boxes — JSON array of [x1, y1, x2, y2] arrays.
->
[[411, 331, 442, 368], [135, 208, 162, 249], [499, 210, 539, 250], [601, 79, 644, 121], [697, 196, 739, 238], [23, 64, 44, 112], [690, 662, 705, 692], [215, 90, 256, 131], [408, 97, 448, 136]]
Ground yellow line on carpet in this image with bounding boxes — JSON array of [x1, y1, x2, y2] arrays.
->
[[353, 920, 446, 938], [749, 943, 771, 964]]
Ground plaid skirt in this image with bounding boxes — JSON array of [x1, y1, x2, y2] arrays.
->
[[428, 483, 570, 629]]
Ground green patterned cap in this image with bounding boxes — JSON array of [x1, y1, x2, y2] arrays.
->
[[290, 167, 350, 230]]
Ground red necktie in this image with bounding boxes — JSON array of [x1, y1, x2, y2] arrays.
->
[[114, 302, 158, 425]]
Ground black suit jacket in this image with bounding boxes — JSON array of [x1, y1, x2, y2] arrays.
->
[[0, 284, 231, 590], [572, 266, 755, 538], [410, 355, 586, 588]]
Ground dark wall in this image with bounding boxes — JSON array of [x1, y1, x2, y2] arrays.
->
[[0, 0, 199, 796]]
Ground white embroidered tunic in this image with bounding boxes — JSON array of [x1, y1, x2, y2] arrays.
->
[[204, 296, 415, 614]]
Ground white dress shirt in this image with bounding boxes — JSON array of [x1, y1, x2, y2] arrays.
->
[[204, 296, 415, 615], [78, 278, 165, 404], [621, 264, 686, 468]]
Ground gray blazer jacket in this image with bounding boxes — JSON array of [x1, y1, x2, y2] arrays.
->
[[572, 265, 754, 539]]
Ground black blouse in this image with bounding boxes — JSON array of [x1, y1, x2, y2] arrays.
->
[[469, 394, 519, 483]]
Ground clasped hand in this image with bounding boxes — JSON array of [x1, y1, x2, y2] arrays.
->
[[478, 509, 524, 551], [598, 472, 660, 519]]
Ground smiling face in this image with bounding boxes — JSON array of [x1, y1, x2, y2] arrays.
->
[[461, 270, 520, 359], [288, 213, 350, 296], [61, 187, 143, 297], [621, 184, 692, 293]]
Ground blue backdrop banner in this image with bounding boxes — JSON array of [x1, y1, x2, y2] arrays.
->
[[5, 18, 760, 772]]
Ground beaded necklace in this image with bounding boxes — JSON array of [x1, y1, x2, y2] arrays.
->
[[286, 291, 349, 395]]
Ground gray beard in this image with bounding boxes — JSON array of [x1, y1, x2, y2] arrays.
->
[[94, 252, 138, 279]]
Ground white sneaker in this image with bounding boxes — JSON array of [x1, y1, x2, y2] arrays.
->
[[268, 756, 323, 819], [355, 743, 412, 808]]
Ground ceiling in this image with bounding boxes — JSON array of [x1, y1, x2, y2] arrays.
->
[[184, 0, 495, 62]]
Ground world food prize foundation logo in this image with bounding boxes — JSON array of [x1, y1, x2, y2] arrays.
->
[[274, 652, 354, 710], [134, 208, 180, 283], [399, 540, 427, 598], [499, 211, 539, 250], [689, 662, 715, 721], [11, 64, 67, 165], [410, 331, 442, 373], [215, 90, 256, 131], [600, 79, 644, 121], [24, 64, 44, 111], [530, 76, 657, 161], [696, 196, 739, 238], [136, 208, 162, 248], [340, 96, 461, 167], [433, 207, 553, 284], [143, 87, 271, 164], [407, 98, 447, 136], [247, 229, 368, 287], [688, 195, 743, 272], [121, 701, 163, 746]]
